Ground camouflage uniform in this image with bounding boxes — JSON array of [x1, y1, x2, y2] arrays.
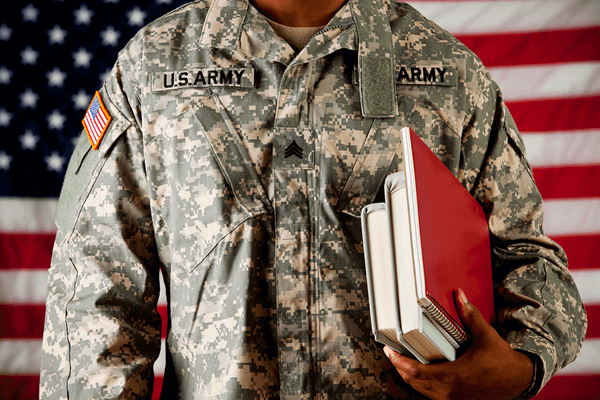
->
[[41, 0, 587, 398]]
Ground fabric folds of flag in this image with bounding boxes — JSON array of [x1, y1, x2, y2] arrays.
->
[[0, 0, 598, 399]]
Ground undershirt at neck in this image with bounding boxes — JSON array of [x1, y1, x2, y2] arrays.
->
[[264, 16, 325, 53]]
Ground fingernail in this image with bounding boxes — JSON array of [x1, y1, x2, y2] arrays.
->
[[383, 347, 390, 358], [458, 288, 468, 305], [458, 288, 473, 312]]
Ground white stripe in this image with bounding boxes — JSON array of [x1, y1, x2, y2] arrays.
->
[[489, 62, 600, 102], [410, 0, 600, 35], [84, 112, 99, 140], [0, 339, 166, 375], [0, 269, 167, 306], [522, 130, 600, 167], [0, 270, 48, 304], [557, 339, 600, 375], [543, 198, 600, 236], [571, 270, 600, 305], [0, 197, 58, 234], [0, 339, 42, 374]]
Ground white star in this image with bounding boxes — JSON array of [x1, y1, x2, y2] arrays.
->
[[22, 4, 39, 23], [72, 89, 91, 110], [48, 25, 67, 45], [0, 25, 12, 41], [47, 110, 67, 130], [0, 66, 12, 85], [73, 48, 93, 69], [104, 0, 119, 3], [21, 46, 39, 65], [0, 151, 12, 171], [20, 88, 39, 109], [74, 5, 94, 25], [99, 68, 111, 84], [0, 108, 12, 127], [100, 26, 121, 47], [19, 130, 40, 150], [127, 6, 147, 27], [45, 152, 66, 172], [47, 67, 67, 87]]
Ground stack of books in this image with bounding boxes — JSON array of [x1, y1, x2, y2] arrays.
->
[[361, 127, 495, 364]]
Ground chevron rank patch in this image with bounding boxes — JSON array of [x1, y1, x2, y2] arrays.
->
[[82, 91, 112, 150]]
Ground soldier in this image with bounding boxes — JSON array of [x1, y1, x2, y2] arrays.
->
[[41, 0, 587, 399]]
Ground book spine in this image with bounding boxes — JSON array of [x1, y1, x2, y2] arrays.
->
[[419, 294, 468, 344]]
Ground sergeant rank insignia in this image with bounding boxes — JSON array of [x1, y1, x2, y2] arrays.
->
[[82, 91, 112, 150], [284, 140, 304, 159]]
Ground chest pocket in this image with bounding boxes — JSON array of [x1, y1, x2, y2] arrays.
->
[[335, 95, 416, 217], [146, 92, 272, 272]]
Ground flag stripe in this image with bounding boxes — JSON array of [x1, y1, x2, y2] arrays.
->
[[585, 305, 600, 339], [533, 166, 600, 200], [0, 376, 39, 400], [0, 271, 48, 305], [535, 374, 600, 400], [543, 198, 600, 236], [489, 62, 600, 102], [0, 305, 45, 339], [457, 27, 600, 68], [553, 234, 600, 271], [411, 0, 600, 34], [555, 338, 600, 375], [507, 96, 600, 133], [0, 198, 57, 234], [0, 233, 54, 270], [523, 130, 600, 167]]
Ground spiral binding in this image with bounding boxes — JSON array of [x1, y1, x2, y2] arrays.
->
[[419, 293, 469, 344]]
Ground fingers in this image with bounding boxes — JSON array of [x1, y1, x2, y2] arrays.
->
[[455, 288, 489, 339], [384, 346, 424, 381]]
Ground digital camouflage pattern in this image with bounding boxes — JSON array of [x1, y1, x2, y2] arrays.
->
[[41, 0, 587, 398]]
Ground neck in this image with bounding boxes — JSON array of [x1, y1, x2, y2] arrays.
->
[[251, 0, 347, 27]]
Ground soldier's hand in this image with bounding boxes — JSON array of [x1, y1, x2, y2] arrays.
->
[[384, 288, 534, 400]]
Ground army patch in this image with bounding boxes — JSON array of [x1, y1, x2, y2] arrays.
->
[[397, 66, 457, 87], [82, 91, 112, 150], [153, 68, 255, 92]]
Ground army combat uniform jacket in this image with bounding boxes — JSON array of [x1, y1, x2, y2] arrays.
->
[[41, 0, 587, 398]]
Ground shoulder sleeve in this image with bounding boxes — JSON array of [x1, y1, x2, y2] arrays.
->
[[459, 70, 588, 395], [40, 51, 161, 399]]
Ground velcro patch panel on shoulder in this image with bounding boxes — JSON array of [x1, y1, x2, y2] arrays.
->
[[152, 68, 255, 92], [397, 65, 457, 87]]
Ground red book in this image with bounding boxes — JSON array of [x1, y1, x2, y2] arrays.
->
[[403, 127, 494, 342]]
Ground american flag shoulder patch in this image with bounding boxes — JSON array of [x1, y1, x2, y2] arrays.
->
[[82, 91, 112, 150]]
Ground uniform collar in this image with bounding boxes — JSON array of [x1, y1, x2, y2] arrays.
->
[[200, 0, 397, 118]]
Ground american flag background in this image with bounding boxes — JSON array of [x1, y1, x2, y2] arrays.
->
[[0, 0, 598, 398]]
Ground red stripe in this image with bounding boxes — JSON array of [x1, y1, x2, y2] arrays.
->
[[0, 305, 168, 339], [506, 96, 600, 133], [584, 305, 600, 339], [0, 233, 54, 270], [0, 305, 45, 339], [534, 166, 600, 200], [536, 375, 600, 400], [457, 27, 600, 67], [552, 234, 600, 272], [0, 376, 39, 400]]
